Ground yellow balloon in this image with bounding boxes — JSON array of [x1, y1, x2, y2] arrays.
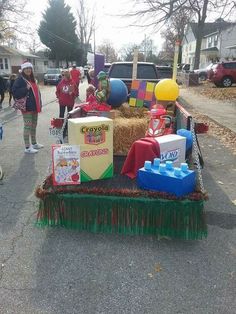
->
[[154, 79, 179, 101]]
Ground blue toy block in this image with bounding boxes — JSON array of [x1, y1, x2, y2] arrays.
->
[[138, 159, 196, 197]]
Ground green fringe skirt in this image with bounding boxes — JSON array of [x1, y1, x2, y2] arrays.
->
[[36, 193, 207, 240]]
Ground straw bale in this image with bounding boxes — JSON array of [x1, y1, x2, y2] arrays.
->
[[114, 117, 148, 155]]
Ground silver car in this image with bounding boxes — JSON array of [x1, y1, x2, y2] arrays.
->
[[44, 68, 63, 85]]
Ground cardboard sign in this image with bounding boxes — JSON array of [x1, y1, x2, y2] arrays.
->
[[52, 144, 81, 186], [129, 80, 156, 108]]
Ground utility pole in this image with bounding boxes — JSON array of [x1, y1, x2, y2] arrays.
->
[[93, 27, 96, 53], [144, 34, 147, 62], [172, 40, 181, 81]]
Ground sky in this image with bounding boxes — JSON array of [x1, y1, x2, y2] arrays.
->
[[25, 0, 163, 53]]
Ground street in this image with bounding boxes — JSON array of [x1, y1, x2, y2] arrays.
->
[[0, 83, 236, 314]]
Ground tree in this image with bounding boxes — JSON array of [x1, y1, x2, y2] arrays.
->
[[0, 0, 28, 39], [75, 0, 95, 65], [120, 43, 146, 61], [161, 8, 193, 64], [38, 0, 82, 66], [97, 40, 118, 63], [128, 0, 236, 69]]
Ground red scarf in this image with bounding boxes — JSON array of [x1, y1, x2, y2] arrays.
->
[[30, 81, 41, 113], [24, 78, 41, 113]]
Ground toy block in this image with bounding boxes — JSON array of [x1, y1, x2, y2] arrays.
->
[[137, 159, 196, 197]]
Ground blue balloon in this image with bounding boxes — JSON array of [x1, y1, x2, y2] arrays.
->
[[177, 129, 193, 151], [107, 79, 128, 108]]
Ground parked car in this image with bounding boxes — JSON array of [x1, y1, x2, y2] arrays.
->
[[156, 65, 173, 79], [181, 63, 190, 72], [44, 68, 63, 85], [194, 63, 215, 81], [208, 61, 236, 87], [108, 62, 159, 92]]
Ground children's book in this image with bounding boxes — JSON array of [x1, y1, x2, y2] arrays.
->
[[52, 144, 81, 186]]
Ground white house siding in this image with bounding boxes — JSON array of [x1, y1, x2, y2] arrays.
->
[[182, 25, 198, 69], [10, 55, 24, 67], [220, 24, 236, 59]]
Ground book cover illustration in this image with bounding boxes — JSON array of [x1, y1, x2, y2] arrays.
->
[[52, 144, 81, 186]]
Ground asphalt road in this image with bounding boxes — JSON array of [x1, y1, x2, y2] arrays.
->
[[0, 84, 235, 314]]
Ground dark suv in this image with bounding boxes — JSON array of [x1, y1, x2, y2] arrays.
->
[[156, 65, 173, 79], [108, 62, 159, 92], [44, 68, 63, 85], [208, 61, 236, 87]]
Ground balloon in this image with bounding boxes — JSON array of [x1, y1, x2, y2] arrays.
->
[[107, 79, 128, 108], [154, 79, 179, 101], [177, 129, 193, 151]]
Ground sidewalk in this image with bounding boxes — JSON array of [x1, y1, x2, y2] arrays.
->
[[179, 87, 236, 133]]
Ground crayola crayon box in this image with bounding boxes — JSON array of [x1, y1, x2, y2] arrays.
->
[[68, 116, 113, 182]]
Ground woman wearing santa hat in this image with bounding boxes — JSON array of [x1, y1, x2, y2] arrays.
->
[[12, 61, 43, 154]]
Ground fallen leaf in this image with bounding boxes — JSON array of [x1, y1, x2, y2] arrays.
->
[[148, 273, 153, 278], [232, 200, 236, 206], [155, 263, 162, 272], [217, 181, 224, 185]]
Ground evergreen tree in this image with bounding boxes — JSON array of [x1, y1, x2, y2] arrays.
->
[[38, 0, 83, 66]]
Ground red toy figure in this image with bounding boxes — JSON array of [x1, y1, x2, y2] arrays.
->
[[70, 64, 81, 97], [146, 105, 173, 137]]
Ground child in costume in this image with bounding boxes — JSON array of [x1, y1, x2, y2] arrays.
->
[[95, 71, 110, 103]]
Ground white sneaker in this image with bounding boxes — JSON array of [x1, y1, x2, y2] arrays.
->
[[32, 143, 44, 149], [25, 146, 38, 154]]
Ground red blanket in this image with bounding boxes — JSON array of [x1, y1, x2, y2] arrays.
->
[[121, 137, 160, 179]]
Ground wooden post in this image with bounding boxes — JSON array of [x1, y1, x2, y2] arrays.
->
[[172, 40, 181, 81], [132, 48, 138, 80]]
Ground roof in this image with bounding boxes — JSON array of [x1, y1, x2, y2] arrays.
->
[[190, 21, 234, 38], [225, 44, 236, 49], [0, 46, 39, 58], [201, 47, 219, 52]]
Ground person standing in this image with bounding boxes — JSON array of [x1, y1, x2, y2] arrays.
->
[[56, 70, 76, 118], [70, 64, 80, 97], [12, 62, 43, 154], [0, 76, 6, 110], [8, 73, 17, 106]]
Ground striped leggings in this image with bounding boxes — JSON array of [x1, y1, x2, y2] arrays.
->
[[22, 112, 38, 148]]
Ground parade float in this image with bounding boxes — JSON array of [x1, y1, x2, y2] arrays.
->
[[36, 61, 208, 240]]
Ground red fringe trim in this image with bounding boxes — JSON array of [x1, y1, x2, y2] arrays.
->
[[35, 174, 208, 202]]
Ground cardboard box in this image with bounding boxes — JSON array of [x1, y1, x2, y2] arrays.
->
[[68, 117, 113, 182], [154, 134, 186, 166]]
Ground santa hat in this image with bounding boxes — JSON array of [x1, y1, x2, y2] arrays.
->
[[21, 61, 33, 70]]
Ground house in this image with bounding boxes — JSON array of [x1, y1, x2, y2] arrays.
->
[[182, 21, 236, 69], [0, 46, 51, 76]]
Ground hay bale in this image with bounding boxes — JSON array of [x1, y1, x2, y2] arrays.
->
[[118, 103, 149, 118], [113, 117, 148, 155]]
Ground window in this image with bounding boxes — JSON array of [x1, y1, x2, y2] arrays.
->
[[0, 58, 3, 70], [137, 65, 157, 79], [4, 58, 8, 69], [44, 61, 48, 66], [223, 62, 236, 69], [208, 37, 212, 48], [214, 35, 218, 46]]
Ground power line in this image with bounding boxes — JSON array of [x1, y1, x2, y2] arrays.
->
[[38, 26, 75, 45]]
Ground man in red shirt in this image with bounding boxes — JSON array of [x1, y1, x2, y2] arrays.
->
[[70, 64, 81, 97]]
